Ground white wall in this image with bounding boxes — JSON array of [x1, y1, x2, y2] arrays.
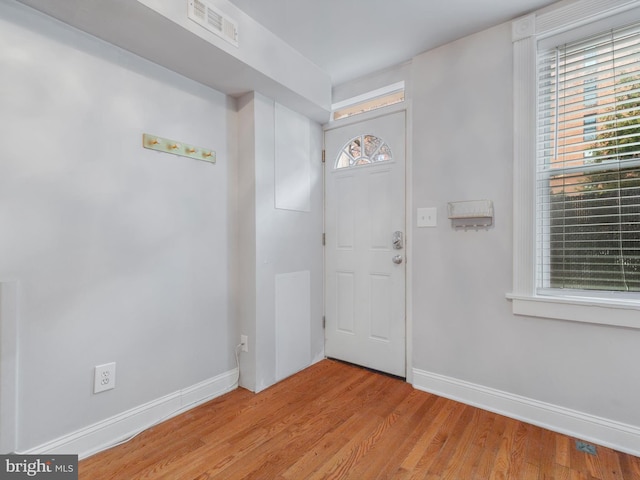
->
[[236, 94, 258, 392], [411, 21, 640, 449], [136, 0, 331, 119], [0, 282, 19, 452], [237, 92, 324, 393], [15, 0, 331, 123], [0, 1, 236, 451]]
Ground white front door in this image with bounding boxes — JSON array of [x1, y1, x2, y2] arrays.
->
[[324, 110, 406, 377]]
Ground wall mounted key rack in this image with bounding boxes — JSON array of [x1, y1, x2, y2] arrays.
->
[[142, 133, 216, 164], [447, 199, 494, 228]]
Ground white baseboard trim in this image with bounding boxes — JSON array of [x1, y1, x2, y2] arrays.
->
[[413, 368, 640, 457], [19, 368, 239, 460]]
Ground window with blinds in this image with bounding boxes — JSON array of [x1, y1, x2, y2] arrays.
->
[[537, 22, 640, 293]]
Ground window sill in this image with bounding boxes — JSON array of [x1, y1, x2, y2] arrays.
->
[[506, 293, 640, 330]]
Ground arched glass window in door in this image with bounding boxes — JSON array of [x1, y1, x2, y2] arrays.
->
[[335, 134, 392, 169]]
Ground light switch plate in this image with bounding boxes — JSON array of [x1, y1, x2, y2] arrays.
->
[[417, 207, 437, 227]]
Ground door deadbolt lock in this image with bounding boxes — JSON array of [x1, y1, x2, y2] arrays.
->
[[392, 231, 403, 249]]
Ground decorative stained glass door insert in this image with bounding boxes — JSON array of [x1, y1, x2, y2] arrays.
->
[[335, 134, 393, 169]]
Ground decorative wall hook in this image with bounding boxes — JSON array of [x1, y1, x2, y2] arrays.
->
[[142, 133, 216, 164]]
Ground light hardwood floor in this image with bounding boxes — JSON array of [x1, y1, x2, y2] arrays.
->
[[80, 359, 640, 479]]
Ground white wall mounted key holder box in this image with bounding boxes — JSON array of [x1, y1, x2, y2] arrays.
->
[[447, 200, 494, 228]]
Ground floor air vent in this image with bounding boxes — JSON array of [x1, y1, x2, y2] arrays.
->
[[576, 440, 597, 455], [188, 0, 239, 47]]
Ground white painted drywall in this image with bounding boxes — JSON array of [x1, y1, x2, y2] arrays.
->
[[236, 93, 259, 392], [410, 21, 640, 430], [275, 103, 311, 212], [0, 282, 19, 453], [275, 271, 311, 381], [137, 0, 331, 114], [237, 93, 324, 393], [0, 1, 236, 451], [253, 92, 278, 392], [15, 0, 332, 123]]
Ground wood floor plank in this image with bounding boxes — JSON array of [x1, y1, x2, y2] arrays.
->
[[472, 414, 507, 479], [436, 408, 486, 480], [523, 422, 544, 470], [620, 449, 640, 480], [337, 391, 437, 480], [398, 400, 468, 480], [153, 366, 380, 479], [585, 445, 609, 480], [596, 446, 625, 480], [489, 415, 518, 480], [303, 379, 417, 480], [370, 394, 443, 480], [408, 402, 471, 480], [507, 420, 530, 479], [557, 434, 573, 468], [452, 409, 496, 480], [570, 470, 591, 480], [423, 405, 476, 478], [554, 463, 572, 480], [79, 360, 639, 480], [280, 378, 417, 480], [570, 438, 593, 479], [236, 379, 410, 478], [523, 460, 541, 480], [538, 427, 558, 480]]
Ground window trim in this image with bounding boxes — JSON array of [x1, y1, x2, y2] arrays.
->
[[510, 0, 640, 328], [507, 293, 640, 329], [331, 82, 405, 121]]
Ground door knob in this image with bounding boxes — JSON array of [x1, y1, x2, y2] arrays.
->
[[392, 255, 403, 265]]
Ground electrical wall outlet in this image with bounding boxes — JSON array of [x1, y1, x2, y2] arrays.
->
[[94, 362, 116, 394], [240, 335, 248, 352]]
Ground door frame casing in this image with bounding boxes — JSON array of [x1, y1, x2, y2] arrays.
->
[[322, 101, 413, 382]]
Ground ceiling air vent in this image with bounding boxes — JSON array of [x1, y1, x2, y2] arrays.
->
[[188, 0, 239, 47]]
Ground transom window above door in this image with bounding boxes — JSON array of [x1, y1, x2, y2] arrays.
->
[[335, 134, 392, 169]]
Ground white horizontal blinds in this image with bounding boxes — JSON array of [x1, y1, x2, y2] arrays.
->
[[537, 22, 640, 292]]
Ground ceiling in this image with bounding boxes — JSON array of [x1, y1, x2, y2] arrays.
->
[[228, 0, 562, 85]]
